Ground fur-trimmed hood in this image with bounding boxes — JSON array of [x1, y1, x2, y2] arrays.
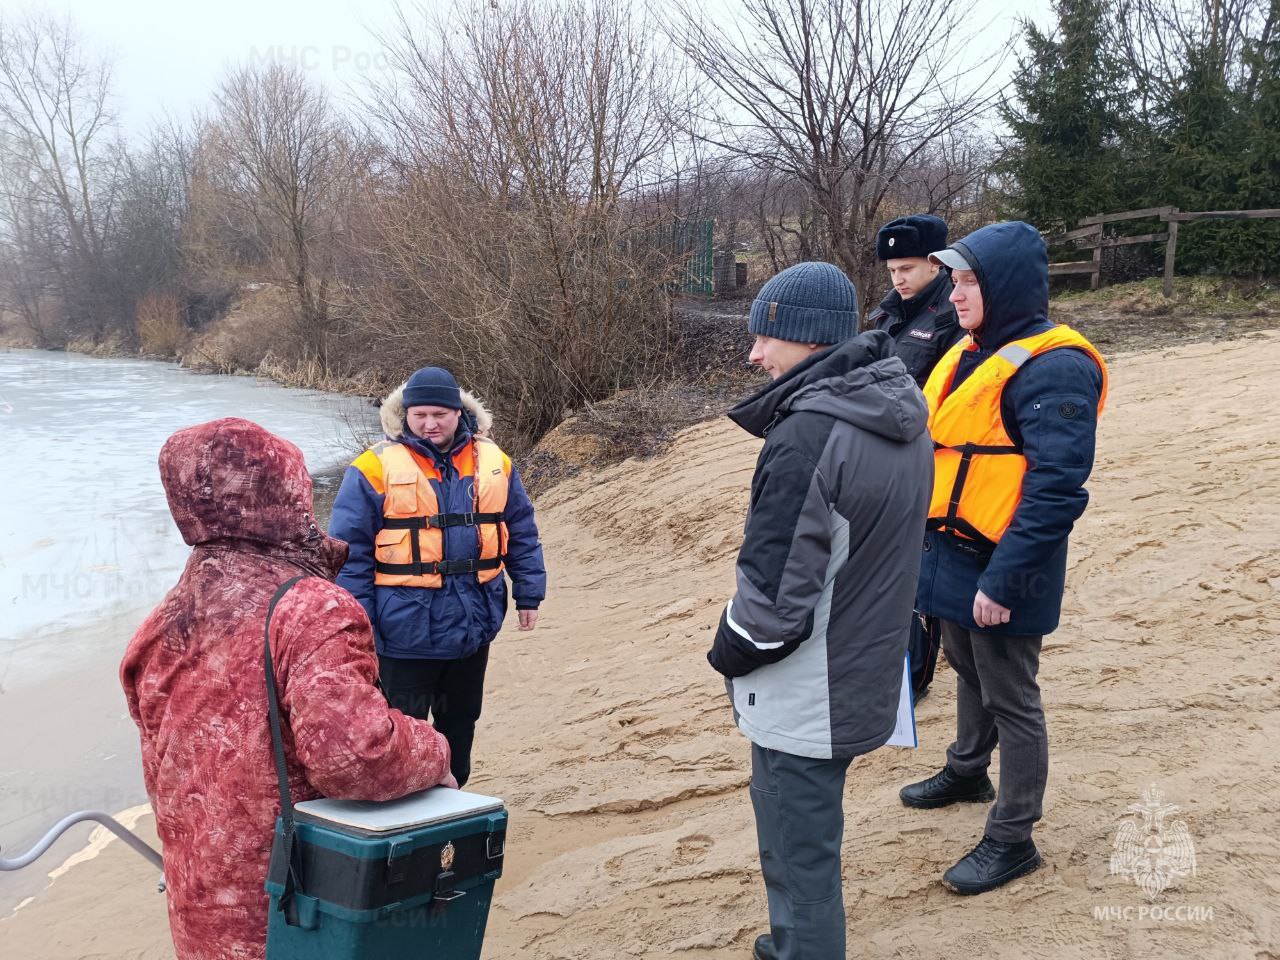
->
[[380, 380, 494, 440]]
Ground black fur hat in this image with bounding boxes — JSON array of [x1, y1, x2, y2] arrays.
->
[[876, 214, 949, 261]]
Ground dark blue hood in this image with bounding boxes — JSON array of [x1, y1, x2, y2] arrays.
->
[[952, 221, 1050, 349]]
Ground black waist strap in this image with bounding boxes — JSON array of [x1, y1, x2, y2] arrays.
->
[[375, 556, 504, 577], [933, 441, 1021, 455], [926, 517, 997, 553], [382, 512, 505, 531]]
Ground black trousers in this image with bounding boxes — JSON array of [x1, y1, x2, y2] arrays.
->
[[378, 645, 490, 787], [941, 620, 1047, 842]]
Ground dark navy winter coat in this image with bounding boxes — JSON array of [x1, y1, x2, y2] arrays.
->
[[916, 221, 1105, 636], [330, 387, 546, 661]]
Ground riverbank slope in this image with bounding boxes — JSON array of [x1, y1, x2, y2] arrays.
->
[[3, 330, 1278, 958]]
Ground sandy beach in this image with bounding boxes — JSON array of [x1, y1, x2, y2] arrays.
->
[[0, 636, 147, 920], [3, 331, 1278, 958]]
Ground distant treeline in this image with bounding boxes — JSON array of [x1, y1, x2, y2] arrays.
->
[[1000, 0, 1280, 274], [0, 0, 1274, 450]]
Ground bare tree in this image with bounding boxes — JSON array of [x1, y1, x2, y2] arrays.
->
[[107, 118, 198, 345], [0, 10, 123, 339], [1116, 0, 1273, 125], [353, 0, 692, 449], [747, 167, 826, 271], [667, 0, 1006, 308], [191, 64, 353, 367], [0, 137, 62, 346]]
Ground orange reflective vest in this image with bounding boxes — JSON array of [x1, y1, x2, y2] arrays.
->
[[923, 325, 1108, 547], [359, 438, 511, 589]]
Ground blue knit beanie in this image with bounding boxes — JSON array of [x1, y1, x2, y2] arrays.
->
[[748, 262, 859, 344], [402, 367, 462, 410]]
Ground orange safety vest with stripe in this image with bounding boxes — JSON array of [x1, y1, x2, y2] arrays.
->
[[352, 438, 512, 589], [923, 325, 1108, 547]]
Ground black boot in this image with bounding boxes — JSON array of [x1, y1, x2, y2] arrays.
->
[[899, 764, 996, 809], [752, 933, 779, 959], [942, 835, 1042, 895]]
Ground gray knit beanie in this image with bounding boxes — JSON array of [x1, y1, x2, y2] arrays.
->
[[748, 261, 859, 344]]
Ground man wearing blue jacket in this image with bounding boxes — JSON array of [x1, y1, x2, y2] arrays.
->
[[899, 222, 1107, 894], [330, 367, 546, 787]]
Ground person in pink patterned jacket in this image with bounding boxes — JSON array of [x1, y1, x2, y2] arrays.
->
[[121, 417, 455, 960]]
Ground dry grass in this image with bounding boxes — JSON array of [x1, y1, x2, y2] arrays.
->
[[135, 290, 188, 358], [1055, 276, 1280, 314], [1052, 277, 1280, 353], [522, 301, 760, 494], [254, 352, 383, 395], [181, 284, 292, 374], [0, 309, 34, 347], [63, 333, 133, 358]]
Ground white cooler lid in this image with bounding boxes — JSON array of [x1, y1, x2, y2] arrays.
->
[[294, 787, 504, 835]]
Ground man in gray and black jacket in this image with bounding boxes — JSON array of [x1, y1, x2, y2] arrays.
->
[[707, 261, 933, 960]]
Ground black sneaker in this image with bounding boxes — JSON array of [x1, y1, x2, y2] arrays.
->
[[752, 934, 779, 959], [899, 765, 996, 809], [942, 835, 1042, 895]]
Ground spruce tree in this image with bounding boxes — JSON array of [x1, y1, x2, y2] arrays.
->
[[1156, 1, 1280, 274], [999, 0, 1134, 232]]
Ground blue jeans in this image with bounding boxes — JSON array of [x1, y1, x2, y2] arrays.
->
[[750, 743, 853, 959]]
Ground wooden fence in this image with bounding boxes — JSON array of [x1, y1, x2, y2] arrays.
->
[[1044, 206, 1280, 296]]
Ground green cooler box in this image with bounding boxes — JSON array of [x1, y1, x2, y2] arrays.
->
[[265, 788, 508, 960]]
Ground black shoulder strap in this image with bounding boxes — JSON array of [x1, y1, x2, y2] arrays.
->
[[264, 574, 307, 919]]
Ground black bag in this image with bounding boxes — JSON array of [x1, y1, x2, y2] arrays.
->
[[909, 613, 941, 702]]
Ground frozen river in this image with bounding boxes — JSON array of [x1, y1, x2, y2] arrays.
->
[[0, 349, 377, 690]]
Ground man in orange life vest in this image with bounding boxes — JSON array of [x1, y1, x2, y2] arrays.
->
[[899, 221, 1108, 895], [329, 367, 546, 787]]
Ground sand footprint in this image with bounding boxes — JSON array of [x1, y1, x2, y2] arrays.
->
[[674, 833, 714, 866], [536, 785, 580, 806]]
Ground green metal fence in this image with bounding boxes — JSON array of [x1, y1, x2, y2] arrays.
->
[[669, 219, 714, 295]]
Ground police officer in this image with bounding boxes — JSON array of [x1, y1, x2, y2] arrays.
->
[[866, 214, 966, 387], [867, 214, 968, 701]]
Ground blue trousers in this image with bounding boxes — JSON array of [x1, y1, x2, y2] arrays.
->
[[750, 743, 853, 960]]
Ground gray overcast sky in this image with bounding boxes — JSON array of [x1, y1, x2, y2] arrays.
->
[[15, 0, 1056, 138]]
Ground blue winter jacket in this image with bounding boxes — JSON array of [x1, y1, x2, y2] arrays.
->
[[916, 221, 1105, 636], [329, 394, 546, 661]]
